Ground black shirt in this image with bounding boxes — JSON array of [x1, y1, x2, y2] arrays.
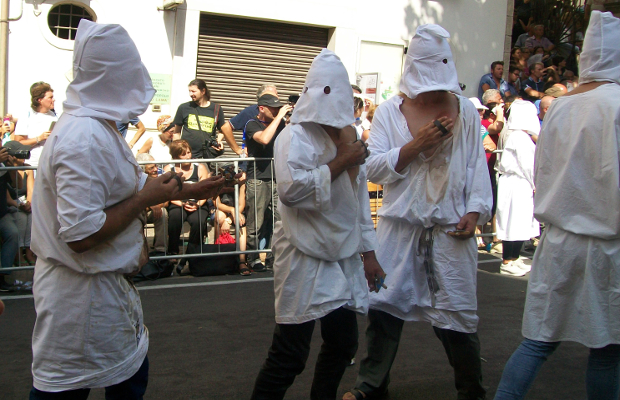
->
[[521, 77, 545, 102], [173, 101, 225, 159], [244, 119, 285, 181]]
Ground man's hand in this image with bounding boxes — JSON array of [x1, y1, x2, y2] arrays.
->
[[139, 171, 185, 207], [0, 147, 9, 164], [277, 104, 294, 119], [453, 212, 479, 240], [362, 251, 386, 293], [38, 131, 51, 144], [150, 204, 163, 220], [413, 116, 454, 153]]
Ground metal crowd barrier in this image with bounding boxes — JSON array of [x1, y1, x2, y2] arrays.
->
[[0, 152, 499, 273]]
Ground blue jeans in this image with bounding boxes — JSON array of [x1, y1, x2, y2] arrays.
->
[[29, 355, 149, 400], [0, 213, 19, 272], [494, 339, 620, 400]]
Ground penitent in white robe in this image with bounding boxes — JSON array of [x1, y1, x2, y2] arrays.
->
[[272, 121, 376, 324], [495, 129, 540, 241], [522, 83, 620, 347], [365, 94, 492, 333]]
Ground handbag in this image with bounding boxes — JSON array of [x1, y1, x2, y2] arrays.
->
[[186, 242, 237, 276], [132, 251, 175, 282]]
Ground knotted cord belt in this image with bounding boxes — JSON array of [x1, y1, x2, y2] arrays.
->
[[417, 227, 441, 307]]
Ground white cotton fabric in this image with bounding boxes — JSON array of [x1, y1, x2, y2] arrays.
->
[[273, 122, 376, 323], [365, 95, 492, 332], [290, 49, 354, 129], [13, 109, 57, 167], [399, 25, 461, 100], [31, 20, 153, 392], [495, 99, 540, 241], [522, 82, 620, 347], [148, 135, 173, 164], [579, 11, 620, 86], [63, 20, 155, 123]]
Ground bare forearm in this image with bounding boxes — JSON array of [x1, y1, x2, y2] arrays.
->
[[253, 117, 283, 145], [395, 141, 423, 172], [221, 122, 242, 154]]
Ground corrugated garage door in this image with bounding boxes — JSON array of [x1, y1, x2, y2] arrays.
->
[[196, 14, 329, 155]]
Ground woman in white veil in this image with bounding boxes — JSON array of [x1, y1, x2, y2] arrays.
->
[[494, 99, 540, 276]]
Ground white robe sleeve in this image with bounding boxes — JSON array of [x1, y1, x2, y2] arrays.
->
[[366, 100, 410, 185], [357, 165, 377, 252], [462, 101, 493, 224], [275, 127, 332, 211], [55, 142, 114, 244], [512, 132, 536, 190]]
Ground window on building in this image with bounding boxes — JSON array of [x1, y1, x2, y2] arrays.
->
[[47, 4, 94, 40]]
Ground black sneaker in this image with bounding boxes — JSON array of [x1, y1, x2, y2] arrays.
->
[[0, 281, 14, 292]]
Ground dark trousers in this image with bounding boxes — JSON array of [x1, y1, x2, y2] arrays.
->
[[30, 355, 149, 400], [167, 205, 209, 254], [502, 241, 524, 261], [251, 307, 358, 400], [356, 309, 486, 400], [245, 179, 279, 265]]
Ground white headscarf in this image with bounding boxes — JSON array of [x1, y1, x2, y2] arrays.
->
[[579, 11, 620, 86], [290, 49, 354, 129], [399, 24, 462, 99], [498, 99, 540, 151], [63, 20, 155, 123]]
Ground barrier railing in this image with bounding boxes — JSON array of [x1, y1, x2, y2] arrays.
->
[[0, 152, 499, 273]]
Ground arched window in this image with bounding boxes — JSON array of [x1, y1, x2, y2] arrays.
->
[[47, 3, 94, 40]]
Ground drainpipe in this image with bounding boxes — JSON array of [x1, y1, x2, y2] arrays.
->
[[0, 0, 24, 116]]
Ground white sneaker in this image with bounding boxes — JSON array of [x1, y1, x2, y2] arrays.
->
[[500, 261, 527, 277], [513, 258, 531, 273]]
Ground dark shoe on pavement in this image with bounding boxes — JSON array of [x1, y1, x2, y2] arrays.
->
[[252, 262, 267, 272], [0, 281, 15, 292]]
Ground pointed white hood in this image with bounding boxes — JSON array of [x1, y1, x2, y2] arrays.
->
[[399, 24, 461, 99], [63, 20, 155, 122], [579, 11, 620, 86], [290, 49, 354, 129]]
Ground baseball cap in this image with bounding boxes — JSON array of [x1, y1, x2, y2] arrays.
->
[[257, 94, 283, 107], [3, 141, 31, 152]]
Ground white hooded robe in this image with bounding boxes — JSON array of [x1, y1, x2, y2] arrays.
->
[[365, 25, 492, 333], [272, 49, 376, 324], [522, 11, 620, 347], [31, 20, 155, 391]]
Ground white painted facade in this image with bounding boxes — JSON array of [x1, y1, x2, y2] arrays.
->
[[6, 0, 509, 138]]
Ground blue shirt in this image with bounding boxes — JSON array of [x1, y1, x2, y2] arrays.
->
[[115, 117, 141, 138], [505, 82, 519, 98], [478, 73, 509, 100], [229, 104, 259, 131]]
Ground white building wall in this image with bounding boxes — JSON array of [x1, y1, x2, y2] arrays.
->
[[6, 0, 508, 135]]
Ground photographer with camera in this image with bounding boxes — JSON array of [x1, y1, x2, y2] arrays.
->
[[243, 94, 292, 272], [173, 79, 225, 164]]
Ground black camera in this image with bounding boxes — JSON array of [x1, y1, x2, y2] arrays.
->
[[7, 149, 30, 159], [288, 95, 300, 105], [207, 138, 220, 148]]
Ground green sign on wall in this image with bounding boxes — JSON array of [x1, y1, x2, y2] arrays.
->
[[150, 74, 172, 105]]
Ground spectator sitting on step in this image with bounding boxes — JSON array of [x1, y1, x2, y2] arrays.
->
[[136, 114, 174, 164]]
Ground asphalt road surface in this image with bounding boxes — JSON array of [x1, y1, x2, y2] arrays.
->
[[0, 252, 589, 399]]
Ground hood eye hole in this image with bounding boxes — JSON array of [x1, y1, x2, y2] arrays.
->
[[324, 86, 331, 94], [304, 87, 308, 93], [442, 59, 448, 64]]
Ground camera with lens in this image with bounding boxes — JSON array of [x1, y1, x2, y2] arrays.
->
[[7, 149, 30, 160]]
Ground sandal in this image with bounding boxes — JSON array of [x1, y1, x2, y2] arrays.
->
[[239, 262, 252, 276]]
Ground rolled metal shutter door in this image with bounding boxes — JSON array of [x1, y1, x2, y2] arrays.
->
[[197, 14, 329, 157]]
